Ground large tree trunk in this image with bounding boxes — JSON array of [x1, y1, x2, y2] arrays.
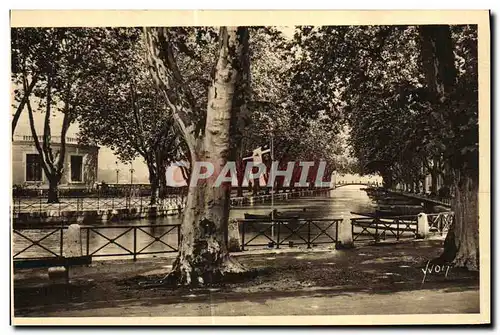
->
[[145, 27, 249, 286], [419, 25, 479, 270], [431, 169, 439, 194], [414, 181, 420, 194], [380, 169, 393, 189], [451, 174, 479, 269], [437, 173, 479, 270], [148, 165, 158, 205], [171, 151, 244, 285], [158, 164, 168, 199], [47, 175, 60, 203]]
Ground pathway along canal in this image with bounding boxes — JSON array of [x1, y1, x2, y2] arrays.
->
[[13, 186, 424, 260]]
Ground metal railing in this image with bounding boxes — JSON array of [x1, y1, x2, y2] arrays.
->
[[12, 195, 185, 216], [334, 181, 380, 187], [13, 135, 80, 144], [13, 224, 181, 261], [239, 218, 342, 250], [427, 212, 454, 235], [13, 186, 332, 215], [391, 187, 453, 207], [351, 214, 418, 243]]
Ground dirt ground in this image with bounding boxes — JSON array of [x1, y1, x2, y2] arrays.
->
[[13, 238, 480, 318]]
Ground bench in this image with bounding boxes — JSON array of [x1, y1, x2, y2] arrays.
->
[[14, 255, 92, 283]]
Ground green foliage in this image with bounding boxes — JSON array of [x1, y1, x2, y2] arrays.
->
[[12, 25, 477, 194], [289, 25, 478, 188], [76, 29, 174, 161]]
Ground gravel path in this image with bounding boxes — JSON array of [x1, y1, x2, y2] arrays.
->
[[13, 239, 480, 320]]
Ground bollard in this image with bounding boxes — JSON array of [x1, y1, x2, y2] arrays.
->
[[49, 224, 82, 283], [336, 217, 354, 249], [416, 213, 429, 239], [227, 219, 242, 252], [48, 223, 84, 283], [64, 224, 83, 257], [48, 266, 68, 283]]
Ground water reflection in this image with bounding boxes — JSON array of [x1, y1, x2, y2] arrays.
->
[[228, 186, 376, 220]]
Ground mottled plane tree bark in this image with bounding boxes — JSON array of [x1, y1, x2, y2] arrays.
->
[[144, 27, 250, 285]]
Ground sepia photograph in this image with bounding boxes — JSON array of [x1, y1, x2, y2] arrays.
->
[[8, 10, 490, 326]]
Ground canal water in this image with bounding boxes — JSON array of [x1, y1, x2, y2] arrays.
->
[[13, 186, 382, 260]]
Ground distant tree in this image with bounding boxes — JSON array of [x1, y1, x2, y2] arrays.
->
[[289, 24, 479, 270], [11, 28, 107, 202], [77, 28, 186, 204]]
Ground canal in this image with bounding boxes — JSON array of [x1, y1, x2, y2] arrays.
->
[[13, 186, 399, 260]]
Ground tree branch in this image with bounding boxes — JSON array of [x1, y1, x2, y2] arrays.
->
[[25, 79, 51, 178], [129, 81, 149, 154], [143, 27, 198, 152], [42, 74, 55, 166], [12, 72, 39, 139]]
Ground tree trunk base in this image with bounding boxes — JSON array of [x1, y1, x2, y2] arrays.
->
[[433, 227, 479, 271], [157, 256, 248, 287], [452, 249, 479, 271]]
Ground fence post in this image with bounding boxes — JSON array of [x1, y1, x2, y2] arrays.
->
[[416, 213, 428, 239], [241, 222, 246, 251], [60, 227, 64, 256], [86, 228, 90, 256], [307, 221, 311, 249], [97, 189, 100, 211], [276, 220, 280, 249], [438, 214, 443, 235], [351, 219, 354, 241], [396, 219, 400, 241], [64, 224, 82, 257], [335, 220, 339, 243], [336, 217, 354, 249], [133, 227, 137, 261], [375, 218, 379, 243]]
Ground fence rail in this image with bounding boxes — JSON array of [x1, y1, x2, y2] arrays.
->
[[391, 188, 453, 207], [12, 195, 185, 216], [427, 212, 454, 235], [351, 214, 418, 243], [12, 186, 334, 215], [12, 184, 189, 198], [13, 210, 449, 263], [334, 181, 380, 186], [239, 218, 342, 250], [13, 224, 181, 261], [13, 218, 344, 261]]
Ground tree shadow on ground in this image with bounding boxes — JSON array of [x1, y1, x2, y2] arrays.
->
[[14, 239, 480, 316]]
